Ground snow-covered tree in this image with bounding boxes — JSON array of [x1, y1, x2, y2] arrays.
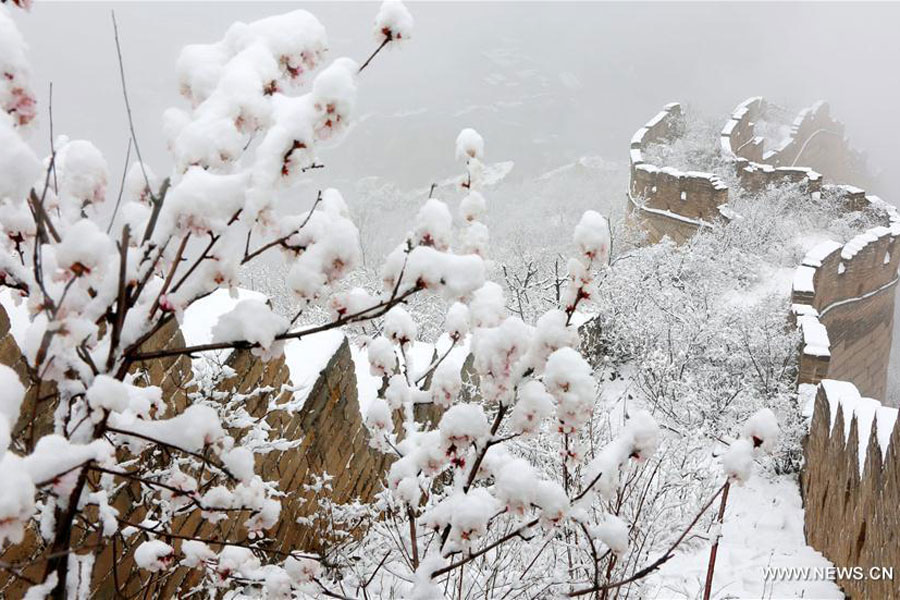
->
[[0, 3, 440, 597], [0, 3, 793, 599]]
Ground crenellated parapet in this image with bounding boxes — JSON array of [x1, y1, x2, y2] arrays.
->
[[720, 97, 825, 192], [801, 380, 900, 599], [791, 194, 900, 400], [627, 102, 729, 243]]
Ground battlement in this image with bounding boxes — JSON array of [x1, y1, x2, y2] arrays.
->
[[627, 102, 729, 243], [792, 196, 900, 400], [720, 97, 825, 192], [801, 380, 900, 599]]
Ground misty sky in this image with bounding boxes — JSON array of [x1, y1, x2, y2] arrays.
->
[[10, 2, 900, 197]]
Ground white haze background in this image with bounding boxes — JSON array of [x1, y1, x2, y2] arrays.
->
[[10, 1, 900, 399]]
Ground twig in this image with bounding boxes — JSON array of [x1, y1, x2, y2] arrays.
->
[[107, 138, 133, 233], [567, 483, 727, 597], [358, 37, 390, 74], [702, 481, 730, 600], [111, 10, 151, 195]]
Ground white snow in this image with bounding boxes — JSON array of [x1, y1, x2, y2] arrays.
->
[[798, 315, 830, 357], [455, 128, 484, 162], [374, 0, 414, 41], [801, 240, 842, 268], [211, 299, 289, 354], [650, 475, 842, 599], [573, 210, 610, 266], [820, 379, 898, 472], [282, 329, 345, 409], [791, 265, 816, 294], [182, 287, 267, 347], [134, 540, 174, 572]]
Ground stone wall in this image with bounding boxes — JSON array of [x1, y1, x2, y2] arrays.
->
[[0, 302, 400, 597], [801, 381, 900, 599], [719, 96, 825, 193], [626, 97, 900, 595], [627, 102, 729, 243], [0, 308, 195, 596], [791, 201, 900, 400], [143, 338, 391, 597], [629, 96, 870, 245]]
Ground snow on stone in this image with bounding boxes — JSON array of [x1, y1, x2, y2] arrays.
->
[[352, 342, 382, 416], [840, 229, 881, 261], [797, 314, 830, 357], [820, 379, 898, 472], [802, 240, 842, 268], [182, 288, 268, 347], [211, 298, 289, 353], [791, 265, 816, 294], [282, 329, 345, 409]]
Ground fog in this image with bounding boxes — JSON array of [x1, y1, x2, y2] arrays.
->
[[10, 2, 900, 198]]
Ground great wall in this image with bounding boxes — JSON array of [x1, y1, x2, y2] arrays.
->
[[1, 95, 897, 597], [628, 96, 900, 598]]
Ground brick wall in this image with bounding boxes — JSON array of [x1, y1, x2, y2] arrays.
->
[[801, 383, 900, 599], [0, 304, 400, 597], [627, 102, 729, 243], [792, 210, 900, 401], [627, 97, 900, 596], [720, 97, 825, 193]]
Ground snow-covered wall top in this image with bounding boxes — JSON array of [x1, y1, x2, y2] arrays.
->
[[721, 96, 871, 191], [791, 195, 900, 400], [720, 97, 825, 191], [801, 379, 900, 597], [628, 102, 729, 242], [802, 380, 898, 474]]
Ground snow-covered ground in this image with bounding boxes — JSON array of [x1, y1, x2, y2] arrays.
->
[[594, 330, 842, 599], [649, 475, 842, 599]]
